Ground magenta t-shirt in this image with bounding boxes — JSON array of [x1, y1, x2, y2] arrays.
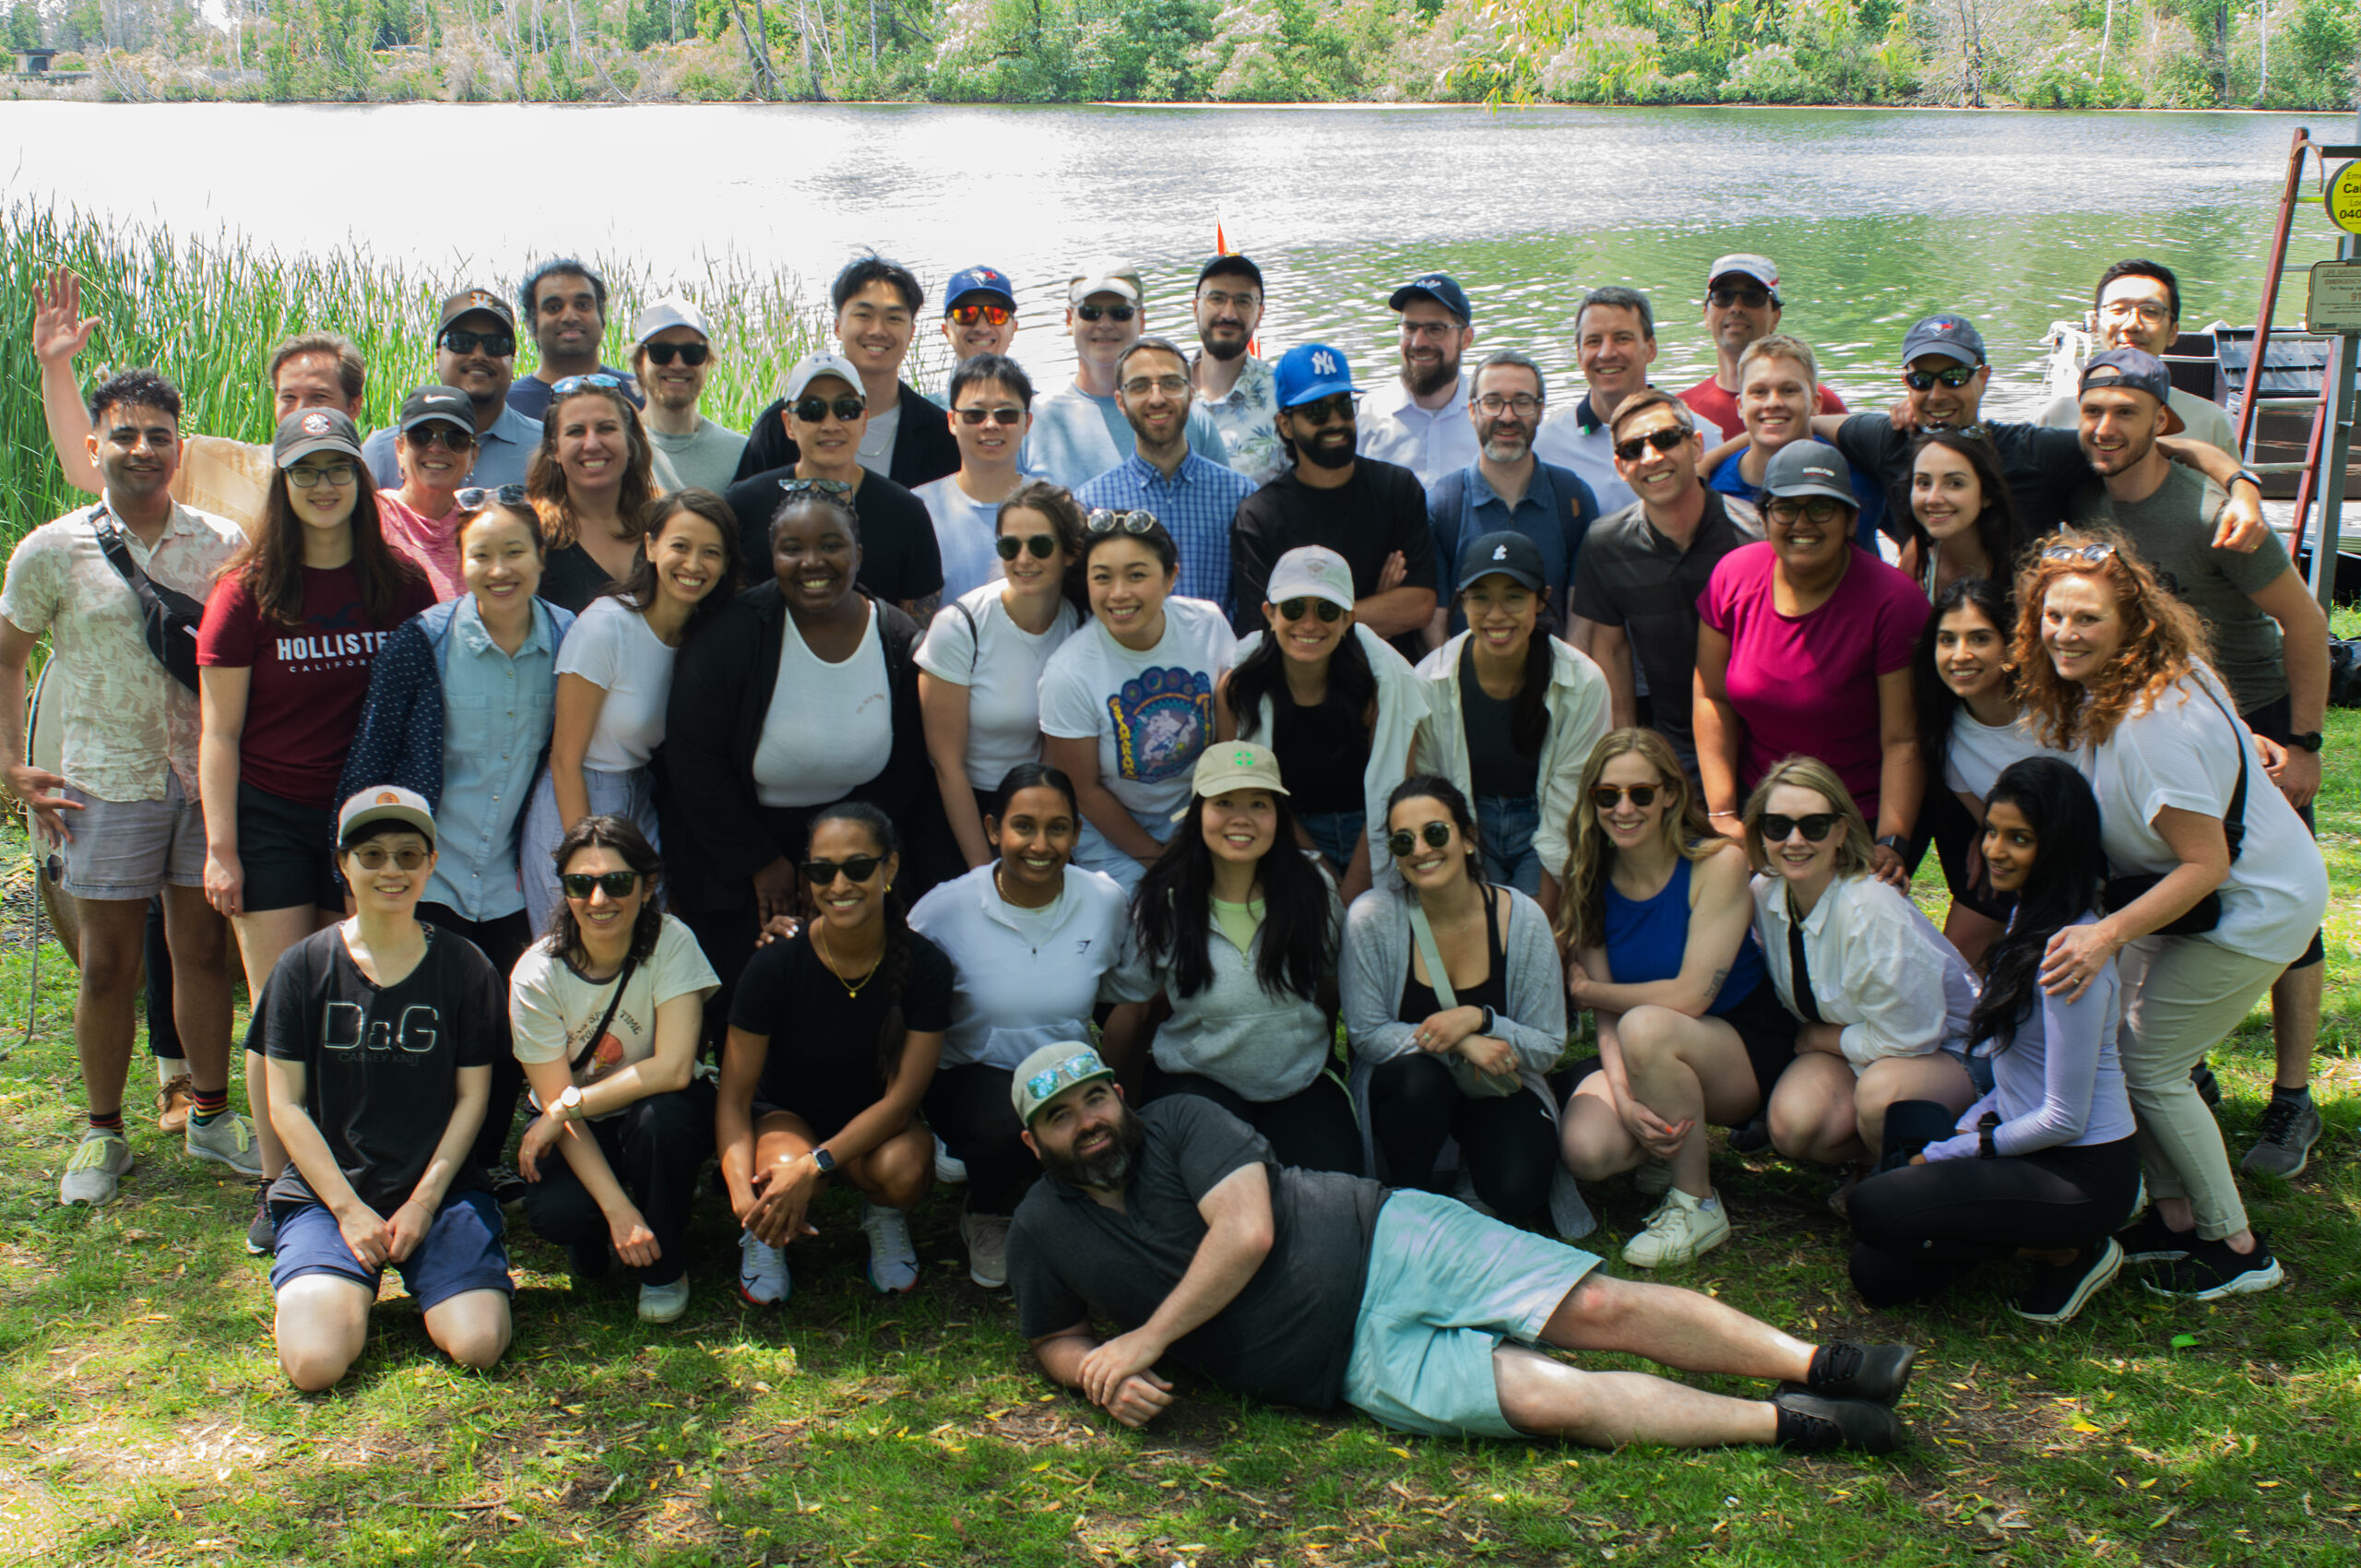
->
[[1697, 541, 1928, 818]]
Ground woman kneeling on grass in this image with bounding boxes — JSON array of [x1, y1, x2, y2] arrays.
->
[[262, 788, 513, 1391], [1845, 758, 2141, 1324], [718, 802, 951, 1306]]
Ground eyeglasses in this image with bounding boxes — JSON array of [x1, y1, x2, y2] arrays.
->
[[1385, 820, 1455, 859], [948, 303, 1014, 327], [1199, 288, 1260, 310], [559, 870, 639, 900], [350, 846, 430, 870], [403, 425, 476, 451], [640, 341, 709, 367], [1401, 320, 1461, 339], [1275, 598, 1345, 624], [1765, 498, 1850, 524], [802, 854, 884, 885], [1287, 394, 1356, 428], [1120, 375, 1190, 398], [1759, 813, 1839, 843], [955, 406, 1026, 426], [1026, 1050, 1109, 1109], [441, 329, 515, 356], [1903, 365, 1981, 391], [996, 532, 1060, 561], [1612, 426, 1692, 462], [1474, 394, 1543, 416], [2042, 541, 2118, 564], [552, 374, 624, 398], [1709, 288, 1772, 309], [792, 394, 866, 424], [1074, 303, 1136, 323], [2099, 299, 2173, 324], [1086, 508, 1157, 536], [286, 462, 358, 489], [456, 483, 529, 512], [1590, 784, 1661, 810]]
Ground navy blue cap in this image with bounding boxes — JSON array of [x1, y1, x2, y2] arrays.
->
[[1901, 313, 1987, 368], [1388, 273, 1471, 324], [1197, 254, 1264, 291], [2079, 347, 2185, 434], [943, 266, 1016, 312], [1273, 343, 1360, 410]]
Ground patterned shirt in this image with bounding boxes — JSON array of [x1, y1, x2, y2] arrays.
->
[[0, 497, 243, 802], [1193, 352, 1284, 485], [1076, 452, 1260, 618]]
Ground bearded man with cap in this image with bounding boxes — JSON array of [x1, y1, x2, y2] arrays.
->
[[1357, 273, 1482, 487], [1679, 255, 1847, 439], [1003, 1039, 1916, 1451], [1230, 343, 1438, 664], [363, 287, 543, 492], [1028, 260, 1231, 490], [630, 296, 745, 493]]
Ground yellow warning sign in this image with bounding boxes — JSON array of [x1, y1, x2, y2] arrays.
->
[[2328, 160, 2361, 234]]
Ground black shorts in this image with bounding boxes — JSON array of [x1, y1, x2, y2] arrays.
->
[[2239, 695, 2326, 970], [235, 780, 343, 915], [1714, 976, 1801, 1111]]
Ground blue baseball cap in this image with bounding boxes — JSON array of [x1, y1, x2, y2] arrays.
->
[[1388, 272, 1472, 324], [1274, 343, 1360, 410], [943, 266, 1016, 312]]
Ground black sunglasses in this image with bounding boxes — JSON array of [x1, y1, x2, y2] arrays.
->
[[1590, 784, 1660, 810], [996, 533, 1060, 561], [1074, 303, 1136, 323], [1275, 598, 1344, 624], [455, 483, 529, 512], [1903, 365, 1980, 391], [559, 870, 639, 900], [792, 394, 866, 424], [441, 328, 515, 356], [1287, 394, 1356, 428], [802, 854, 884, 885], [955, 407, 1026, 426], [642, 341, 710, 367], [404, 424, 476, 451], [1385, 821, 1455, 859], [1759, 813, 1839, 843], [1709, 287, 1773, 309], [1612, 426, 1691, 463]]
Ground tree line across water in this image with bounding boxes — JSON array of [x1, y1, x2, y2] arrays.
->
[[6, 0, 2356, 109]]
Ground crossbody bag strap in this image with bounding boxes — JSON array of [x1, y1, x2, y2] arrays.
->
[[1406, 902, 1458, 1012], [2191, 677, 2249, 863], [568, 952, 641, 1075]]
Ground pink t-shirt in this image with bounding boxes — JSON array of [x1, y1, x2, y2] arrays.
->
[[375, 491, 464, 602], [1697, 541, 1927, 818]]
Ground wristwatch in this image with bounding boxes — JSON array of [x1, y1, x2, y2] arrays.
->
[[810, 1146, 837, 1176], [1876, 834, 1909, 856], [2287, 731, 2324, 754], [1975, 1111, 2000, 1160], [554, 1085, 585, 1123], [1477, 1004, 1497, 1038]]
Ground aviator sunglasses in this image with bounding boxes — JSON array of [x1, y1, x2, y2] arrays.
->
[[1612, 426, 1692, 463], [560, 870, 640, 900], [1385, 821, 1455, 859], [1760, 813, 1839, 843], [1590, 784, 1661, 810]]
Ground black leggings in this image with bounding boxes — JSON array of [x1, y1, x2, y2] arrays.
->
[[923, 1063, 1038, 1217], [1845, 1134, 2142, 1307], [1143, 1062, 1365, 1176], [1367, 1052, 1557, 1225], [519, 1081, 718, 1288]]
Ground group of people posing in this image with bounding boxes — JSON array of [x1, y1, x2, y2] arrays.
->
[[7, 243, 2331, 1452]]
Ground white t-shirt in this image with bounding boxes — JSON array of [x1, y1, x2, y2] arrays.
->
[[913, 474, 1014, 604], [1038, 596, 1237, 830], [555, 596, 675, 773], [753, 600, 894, 807], [1944, 708, 2078, 801], [858, 399, 901, 477], [2082, 669, 2327, 964], [915, 584, 1082, 789], [507, 914, 721, 1110], [907, 862, 1129, 1069]]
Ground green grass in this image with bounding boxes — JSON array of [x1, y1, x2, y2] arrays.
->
[[0, 715, 2354, 1565]]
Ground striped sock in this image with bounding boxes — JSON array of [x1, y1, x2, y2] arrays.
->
[[190, 1086, 231, 1127], [88, 1109, 125, 1136]]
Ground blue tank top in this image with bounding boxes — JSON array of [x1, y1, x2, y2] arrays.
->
[[1601, 855, 1765, 1018]]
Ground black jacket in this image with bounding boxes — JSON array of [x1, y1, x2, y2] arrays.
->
[[730, 382, 960, 493]]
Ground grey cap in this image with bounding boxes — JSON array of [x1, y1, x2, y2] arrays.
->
[[1761, 440, 1858, 506], [397, 384, 473, 434], [273, 408, 365, 469]]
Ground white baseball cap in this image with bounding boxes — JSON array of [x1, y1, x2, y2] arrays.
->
[[1266, 546, 1356, 612], [785, 350, 866, 403], [631, 294, 713, 350]]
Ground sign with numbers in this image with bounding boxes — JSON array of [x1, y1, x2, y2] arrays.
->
[[2305, 260, 2361, 335], [2327, 160, 2361, 234]]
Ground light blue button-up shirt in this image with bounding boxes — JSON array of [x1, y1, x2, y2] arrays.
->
[[1075, 451, 1259, 617], [427, 597, 559, 921]]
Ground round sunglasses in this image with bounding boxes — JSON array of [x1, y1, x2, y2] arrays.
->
[[1384, 820, 1454, 859], [1590, 784, 1661, 810], [995, 533, 1061, 561]]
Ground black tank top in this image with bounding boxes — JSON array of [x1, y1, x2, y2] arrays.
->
[[1270, 693, 1372, 814], [1398, 885, 1509, 1022]]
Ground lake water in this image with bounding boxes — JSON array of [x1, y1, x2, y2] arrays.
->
[[1, 101, 2354, 415]]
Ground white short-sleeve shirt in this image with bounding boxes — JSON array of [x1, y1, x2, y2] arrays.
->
[[751, 600, 895, 808], [554, 597, 676, 773], [915, 584, 1082, 790], [1944, 708, 2079, 801], [508, 915, 721, 1111], [907, 862, 1129, 1070]]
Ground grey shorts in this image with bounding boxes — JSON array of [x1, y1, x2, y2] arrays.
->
[[55, 776, 207, 902]]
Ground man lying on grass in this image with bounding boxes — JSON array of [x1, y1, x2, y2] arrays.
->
[[261, 787, 515, 1390], [1007, 1043, 1912, 1452]]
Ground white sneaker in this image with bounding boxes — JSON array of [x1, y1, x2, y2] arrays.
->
[[637, 1277, 693, 1324], [862, 1202, 920, 1293], [933, 1134, 968, 1184], [737, 1231, 790, 1306], [960, 1211, 1012, 1289], [1621, 1186, 1732, 1269], [185, 1111, 263, 1177], [60, 1131, 133, 1206], [1632, 1158, 1674, 1198]]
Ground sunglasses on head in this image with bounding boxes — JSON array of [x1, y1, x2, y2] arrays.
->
[[559, 869, 639, 900], [403, 424, 475, 451], [1612, 425, 1691, 462], [1287, 394, 1356, 428], [1760, 813, 1839, 843], [792, 394, 866, 424], [455, 482, 529, 512], [552, 373, 624, 398], [1590, 783, 1661, 810], [641, 341, 710, 367], [2042, 541, 2117, 564], [350, 845, 430, 870], [1086, 508, 1157, 536], [441, 328, 515, 356], [802, 854, 884, 885], [1385, 820, 1455, 859], [1074, 303, 1136, 323], [949, 303, 1014, 327], [1026, 1051, 1109, 1109], [1904, 364, 1981, 391], [995, 532, 1061, 561], [955, 406, 1025, 426], [1275, 597, 1344, 624]]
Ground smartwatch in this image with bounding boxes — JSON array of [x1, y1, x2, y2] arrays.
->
[[810, 1146, 837, 1176], [554, 1085, 585, 1123], [2232, 468, 2264, 493], [1876, 834, 1909, 856], [1477, 1004, 1497, 1038], [2288, 731, 2324, 754], [1975, 1111, 2001, 1160]]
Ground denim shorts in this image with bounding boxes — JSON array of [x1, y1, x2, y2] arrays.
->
[[269, 1189, 514, 1311], [1342, 1189, 1599, 1439], [56, 775, 207, 901], [1475, 795, 1542, 896], [1298, 809, 1365, 876]]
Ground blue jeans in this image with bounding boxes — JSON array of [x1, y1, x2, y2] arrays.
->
[[521, 766, 659, 932], [1298, 809, 1365, 877], [1475, 794, 1541, 896]]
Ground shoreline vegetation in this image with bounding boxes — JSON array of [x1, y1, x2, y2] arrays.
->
[[3, 0, 2356, 111]]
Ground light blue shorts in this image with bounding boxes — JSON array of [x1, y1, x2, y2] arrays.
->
[[1342, 1189, 1599, 1439]]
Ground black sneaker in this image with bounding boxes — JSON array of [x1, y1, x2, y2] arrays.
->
[[2114, 1208, 2195, 1264], [487, 1164, 528, 1208], [2189, 1060, 2222, 1110], [245, 1183, 276, 1257], [2142, 1233, 2284, 1301], [1728, 1114, 1772, 1154], [1772, 1387, 1909, 1455], [2012, 1239, 2122, 1324], [2239, 1093, 2323, 1180], [1807, 1341, 1916, 1406]]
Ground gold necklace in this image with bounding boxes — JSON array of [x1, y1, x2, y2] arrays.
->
[[812, 922, 883, 1000]]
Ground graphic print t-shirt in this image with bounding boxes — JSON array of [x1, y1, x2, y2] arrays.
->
[[1037, 596, 1237, 827], [508, 915, 720, 1108], [197, 563, 437, 806], [260, 924, 508, 1216]]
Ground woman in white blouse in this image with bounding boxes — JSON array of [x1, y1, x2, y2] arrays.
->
[[1746, 755, 1977, 1194]]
